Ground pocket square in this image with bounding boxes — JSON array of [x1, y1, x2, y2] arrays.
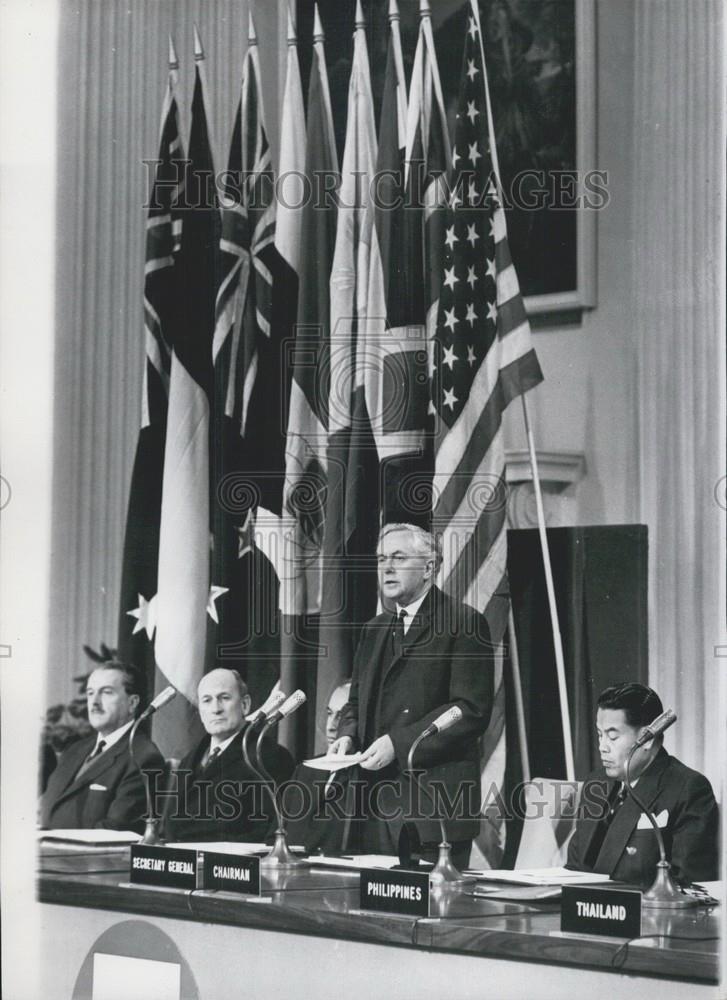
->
[[89, 783, 107, 791], [637, 808, 668, 830]]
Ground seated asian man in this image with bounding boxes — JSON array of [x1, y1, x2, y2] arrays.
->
[[40, 660, 165, 832], [567, 682, 719, 886], [283, 681, 354, 854], [164, 668, 294, 842]]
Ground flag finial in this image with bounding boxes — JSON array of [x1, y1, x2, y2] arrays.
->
[[287, 4, 297, 43], [193, 24, 204, 61], [388, 0, 401, 22], [419, 0, 431, 18], [248, 9, 258, 45], [168, 34, 179, 70], [313, 3, 324, 42], [355, 0, 366, 29]]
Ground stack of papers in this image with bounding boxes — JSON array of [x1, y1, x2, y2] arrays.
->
[[165, 842, 269, 855], [466, 867, 611, 886], [164, 842, 306, 855], [305, 854, 400, 871], [38, 829, 140, 846]]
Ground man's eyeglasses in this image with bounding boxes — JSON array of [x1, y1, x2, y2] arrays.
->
[[376, 552, 427, 567]]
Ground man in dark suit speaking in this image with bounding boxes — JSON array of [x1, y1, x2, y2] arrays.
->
[[567, 683, 719, 886], [40, 661, 164, 832], [332, 523, 494, 867]]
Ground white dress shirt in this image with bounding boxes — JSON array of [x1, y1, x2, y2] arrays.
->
[[396, 589, 430, 635], [91, 718, 134, 755]]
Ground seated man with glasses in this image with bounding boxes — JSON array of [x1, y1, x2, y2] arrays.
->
[[331, 523, 494, 869]]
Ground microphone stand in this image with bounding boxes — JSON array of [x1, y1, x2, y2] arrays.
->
[[242, 716, 303, 871], [129, 714, 164, 846], [624, 744, 697, 908], [253, 718, 304, 870], [406, 731, 471, 887]]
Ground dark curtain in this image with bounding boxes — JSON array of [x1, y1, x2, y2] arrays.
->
[[502, 525, 648, 865]]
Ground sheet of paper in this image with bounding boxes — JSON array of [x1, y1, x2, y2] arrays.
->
[[164, 842, 305, 855], [303, 753, 365, 772], [38, 829, 140, 846], [465, 866, 612, 886], [166, 842, 262, 854], [305, 854, 401, 870]]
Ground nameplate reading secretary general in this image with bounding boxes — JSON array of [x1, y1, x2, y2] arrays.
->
[[331, 523, 494, 868]]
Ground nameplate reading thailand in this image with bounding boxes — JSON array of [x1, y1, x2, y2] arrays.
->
[[561, 885, 641, 938], [200, 852, 261, 896], [359, 868, 430, 917], [129, 845, 197, 890]]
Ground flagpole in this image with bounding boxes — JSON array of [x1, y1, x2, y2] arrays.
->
[[471, 0, 575, 781], [507, 608, 531, 782]]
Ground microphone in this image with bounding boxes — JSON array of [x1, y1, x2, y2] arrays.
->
[[242, 688, 287, 774], [633, 709, 677, 747], [421, 705, 463, 739], [138, 685, 177, 721], [129, 685, 177, 845], [405, 705, 468, 886], [624, 709, 696, 908], [253, 690, 307, 871], [246, 688, 286, 727], [264, 690, 307, 726]]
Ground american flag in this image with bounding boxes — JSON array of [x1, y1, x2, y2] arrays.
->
[[432, 2, 543, 866]]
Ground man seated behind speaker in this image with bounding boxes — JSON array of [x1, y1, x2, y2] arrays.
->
[[567, 682, 718, 886], [283, 681, 353, 854], [40, 660, 165, 832], [165, 668, 294, 842]]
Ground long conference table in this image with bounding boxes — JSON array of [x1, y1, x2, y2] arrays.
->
[[37, 845, 722, 1000]]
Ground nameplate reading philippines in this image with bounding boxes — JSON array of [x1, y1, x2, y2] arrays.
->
[[359, 868, 430, 917]]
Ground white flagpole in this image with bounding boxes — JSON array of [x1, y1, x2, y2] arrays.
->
[[507, 608, 531, 782], [471, 0, 575, 781]]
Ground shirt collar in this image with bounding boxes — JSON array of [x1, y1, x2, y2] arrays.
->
[[209, 727, 243, 754], [93, 718, 134, 752], [396, 589, 430, 632]]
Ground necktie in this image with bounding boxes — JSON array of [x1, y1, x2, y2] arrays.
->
[[585, 782, 627, 868], [75, 739, 106, 779], [201, 746, 221, 772], [610, 782, 627, 816], [392, 608, 407, 658]]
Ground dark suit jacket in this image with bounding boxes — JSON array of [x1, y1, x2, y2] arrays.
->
[[338, 585, 494, 842], [567, 748, 719, 886], [165, 726, 294, 842], [283, 764, 356, 855], [39, 729, 165, 833]]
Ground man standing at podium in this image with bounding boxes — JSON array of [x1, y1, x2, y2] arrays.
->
[[567, 682, 719, 885], [331, 523, 494, 868], [40, 660, 164, 832]]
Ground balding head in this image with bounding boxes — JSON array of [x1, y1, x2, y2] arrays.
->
[[198, 669, 251, 742]]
